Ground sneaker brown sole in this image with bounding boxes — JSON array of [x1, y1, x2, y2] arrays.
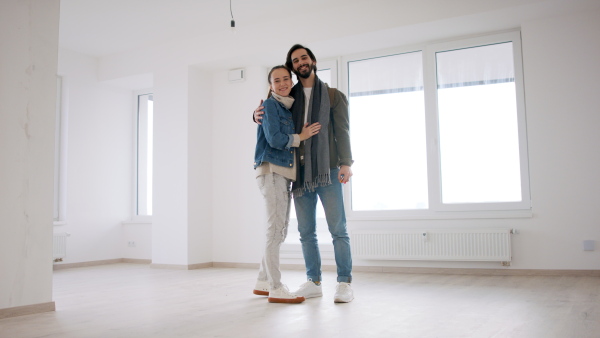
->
[[267, 296, 305, 303], [253, 289, 269, 296]]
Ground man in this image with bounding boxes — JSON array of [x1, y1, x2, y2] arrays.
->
[[254, 44, 354, 303]]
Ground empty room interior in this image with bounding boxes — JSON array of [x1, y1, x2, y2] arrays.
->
[[1, 0, 599, 337]]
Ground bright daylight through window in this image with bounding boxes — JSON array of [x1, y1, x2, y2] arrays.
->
[[349, 51, 427, 211], [136, 93, 153, 216], [436, 42, 521, 204], [347, 31, 530, 215]]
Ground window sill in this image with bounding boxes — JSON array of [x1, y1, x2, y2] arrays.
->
[[347, 209, 533, 221], [122, 216, 153, 225]]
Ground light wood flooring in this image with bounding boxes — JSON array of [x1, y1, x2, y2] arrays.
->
[[1, 263, 599, 337]]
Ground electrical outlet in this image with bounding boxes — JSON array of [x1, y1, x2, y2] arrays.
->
[[128, 241, 136, 247]]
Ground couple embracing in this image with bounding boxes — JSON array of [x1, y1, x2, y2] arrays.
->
[[253, 44, 354, 304]]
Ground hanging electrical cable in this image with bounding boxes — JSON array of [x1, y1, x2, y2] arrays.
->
[[230, 0, 235, 31]]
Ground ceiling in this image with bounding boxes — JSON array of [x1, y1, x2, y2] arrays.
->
[[59, 0, 600, 75], [59, 0, 352, 58]]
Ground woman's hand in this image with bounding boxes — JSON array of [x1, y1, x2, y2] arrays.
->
[[299, 122, 321, 141]]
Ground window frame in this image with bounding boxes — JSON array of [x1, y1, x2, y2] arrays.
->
[[341, 30, 532, 220], [130, 89, 154, 223], [316, 58, 339, 87], [53, 75, 68, 225]]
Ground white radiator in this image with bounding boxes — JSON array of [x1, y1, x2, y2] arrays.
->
[[352, 229, 513, 262], [53, 232, 69, 259]]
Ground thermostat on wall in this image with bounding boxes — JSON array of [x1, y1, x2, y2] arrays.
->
[[228, 68, 245, 82]]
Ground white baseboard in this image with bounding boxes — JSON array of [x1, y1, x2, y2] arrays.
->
[[53, 259, 600, 277], [0, 302, 55, 320]]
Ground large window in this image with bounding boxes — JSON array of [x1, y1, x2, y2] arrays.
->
[[349, 51, 427, 211], [436, 42, 522, 205], [345, 31, 530, 217]]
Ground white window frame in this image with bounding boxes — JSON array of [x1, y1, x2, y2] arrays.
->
[[53, 75, 68, 225], [341, 30, 532, 220], [130, 89, 153, 223], [316, 58, 339, 88]]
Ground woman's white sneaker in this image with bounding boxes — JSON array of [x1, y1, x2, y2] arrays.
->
[[334, 282, 354, 303], [268, 285, 305, 304], [253, 280, 269, 296], [294, 279, 323, 298]]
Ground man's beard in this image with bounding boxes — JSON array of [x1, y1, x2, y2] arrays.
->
[[296, 64, 313, 79]]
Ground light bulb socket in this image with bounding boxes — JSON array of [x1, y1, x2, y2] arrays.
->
[[230, 19, 235, 28]]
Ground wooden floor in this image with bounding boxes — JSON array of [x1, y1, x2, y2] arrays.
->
[[1, 263, 599, 338]]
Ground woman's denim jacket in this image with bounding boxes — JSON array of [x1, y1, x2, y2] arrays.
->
[[254, 97, 295, 169]]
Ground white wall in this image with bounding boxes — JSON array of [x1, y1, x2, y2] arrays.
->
[[55, 49, 133, 264], [0, 0, 59, 311], [151, 66, 190, 265], [52, 3, 600, 272], [122, 223, 152, 260], [517, 9, 600, 269], [211, 66, 268, 264], [188, 67, 214, 264]]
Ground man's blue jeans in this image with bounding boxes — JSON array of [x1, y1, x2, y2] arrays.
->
[[294, 167, 352, 283]]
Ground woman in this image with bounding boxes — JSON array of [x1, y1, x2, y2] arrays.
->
[[252, 65, 321, 303]]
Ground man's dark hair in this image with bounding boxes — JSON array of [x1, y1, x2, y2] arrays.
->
[[285, 44, 318, 75]]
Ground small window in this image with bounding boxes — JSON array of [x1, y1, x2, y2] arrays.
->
[[54, 76, 62, 221], [136, 93, 153, 216], [54, 75, 68, 224]]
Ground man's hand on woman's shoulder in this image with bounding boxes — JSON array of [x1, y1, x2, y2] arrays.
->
[[254, 99, 265, 125]]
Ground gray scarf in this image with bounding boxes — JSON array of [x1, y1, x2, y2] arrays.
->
[[291, 77, 331, 197]]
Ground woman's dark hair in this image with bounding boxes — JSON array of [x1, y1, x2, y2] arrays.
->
[[285, 44, 317, 75], [266, 65, 292, 98]]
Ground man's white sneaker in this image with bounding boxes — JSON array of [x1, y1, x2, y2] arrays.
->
[[334, 282, 354, 303], [268, 285, 305, 304], [294, 279, 323, 299], [253, 280, 269, 296]]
